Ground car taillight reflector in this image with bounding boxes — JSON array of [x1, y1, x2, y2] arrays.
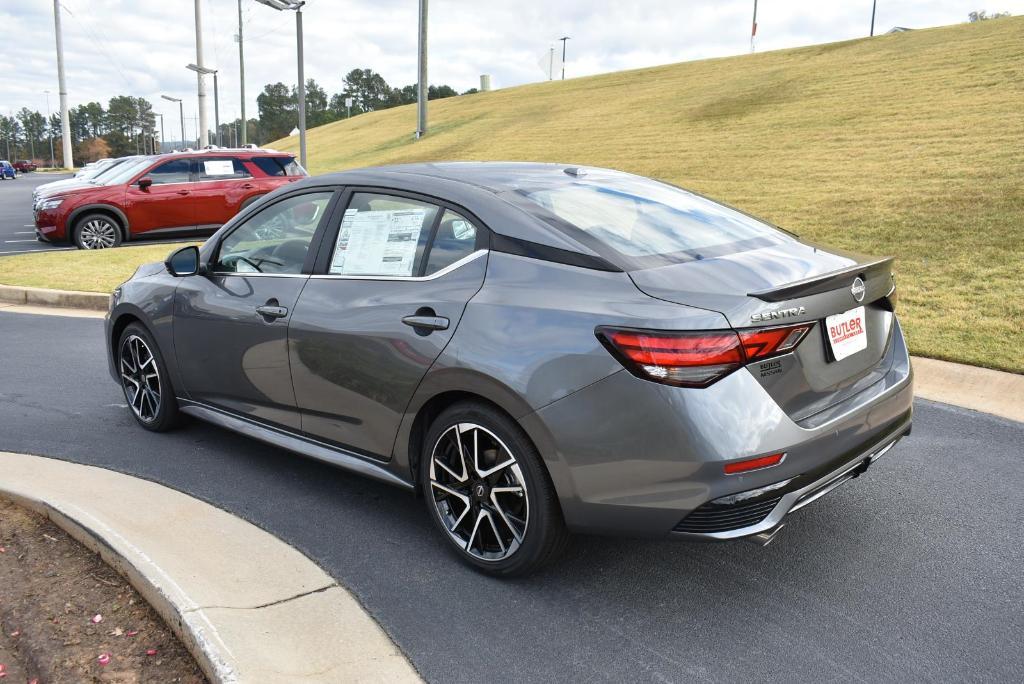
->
[[597, 322, 812, 388], [724, 452, 785, 475]]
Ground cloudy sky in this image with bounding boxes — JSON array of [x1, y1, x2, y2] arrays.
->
[[3, 0, 1020, 134]]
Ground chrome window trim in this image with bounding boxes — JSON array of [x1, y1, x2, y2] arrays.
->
[[312, 249, 487, 282], [207, 271, 309, 278]]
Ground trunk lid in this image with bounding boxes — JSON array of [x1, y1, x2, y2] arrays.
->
[[629, 242, 898, 423]]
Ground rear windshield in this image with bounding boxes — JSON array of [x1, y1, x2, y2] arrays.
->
[[515, 171, 788, 268], [251, 155, 307, 177]]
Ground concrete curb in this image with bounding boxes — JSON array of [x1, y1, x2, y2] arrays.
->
[[0, 453, 422, 684], [0, 284, 109, 312]]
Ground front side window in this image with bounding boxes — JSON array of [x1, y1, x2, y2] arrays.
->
[[197, 158, 250, 180], [214, 191, 333, 274], [146, 159, 191, 185], [328, 193, 439, 277]]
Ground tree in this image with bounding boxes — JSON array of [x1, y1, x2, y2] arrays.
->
[[297, 79, 335, 128], [428, 85, 458, 100], [257, 82, 296, 141], [342, 69, 394, 112]]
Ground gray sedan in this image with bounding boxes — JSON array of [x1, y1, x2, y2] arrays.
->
[[105, 162, 913, 576]]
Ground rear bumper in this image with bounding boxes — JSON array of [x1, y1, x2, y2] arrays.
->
[[530, 318, 914, 538]]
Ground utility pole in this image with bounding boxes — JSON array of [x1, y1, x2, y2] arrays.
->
[[44, 90, 55, 168], [53, 0, 73, 169], [751, 0, 759, 52], [237, 0, 247, 145], [559, 36, 570, 79], [188, 64, 219, 146], [194, 0, 209, 146], [870, 0, 877, 36], [156, 113, 164, 153], [416, 0, 428, 138]]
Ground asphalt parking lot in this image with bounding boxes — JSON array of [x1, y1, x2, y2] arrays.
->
[[1, 310, 1021, 683], [0, 172, 75, 255]]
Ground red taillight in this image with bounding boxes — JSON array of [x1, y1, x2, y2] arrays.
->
[[723, 452, 785, 474], [597, 322, 812, 388]]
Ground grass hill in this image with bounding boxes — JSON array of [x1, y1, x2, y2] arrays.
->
[[272, 17, 1024, 373]]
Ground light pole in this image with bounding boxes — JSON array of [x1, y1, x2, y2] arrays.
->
[[870, 0, 877, 36], [416, 0, 428, 138], [52, 0, 73, 169], [156, 113, 165, 153], [559, 36, 570, 80], [193, 0, 209, 147], [188, 64, 219, 146], [161, 95, 185, 150], [255, 0, 306, 166], [43, 90, 55, 168], [751, 0, 759, 52], [237, 0, 247, 146]]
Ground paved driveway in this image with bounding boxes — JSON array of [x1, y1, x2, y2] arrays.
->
[[1, 310, 1021, 682]]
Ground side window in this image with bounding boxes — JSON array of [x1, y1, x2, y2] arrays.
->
[[146, 159, 191, 185], [328, 193, 439, 277], [198, 158, 250, 180], [214, 192, 333, 275], [251, 156, 305, 177], [425, 210, 479, 276]]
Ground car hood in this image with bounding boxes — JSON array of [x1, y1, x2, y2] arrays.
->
[[37, 183, 106, 202]]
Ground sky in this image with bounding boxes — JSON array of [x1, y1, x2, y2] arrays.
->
[[2, 0, 1020, 137]]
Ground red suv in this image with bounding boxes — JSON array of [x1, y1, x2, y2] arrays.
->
[[14, 160, 37, 173], [34, 149, 306, 249]]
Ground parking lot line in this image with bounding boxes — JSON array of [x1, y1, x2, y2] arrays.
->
[[5, 239, 39, 243], [14, 231, 35, 235], [0, 248, 74, 255]]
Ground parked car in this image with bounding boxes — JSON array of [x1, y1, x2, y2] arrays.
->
[[0, 160, 15, 180], [14, 160, 36, 173], [105, 163, 914, 576], [34, 149, 306, 249], [33, 156, 144, 202], [74, 158, 115, 178]]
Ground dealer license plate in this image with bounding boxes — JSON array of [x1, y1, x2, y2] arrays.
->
[[825, 306, 867, 361]]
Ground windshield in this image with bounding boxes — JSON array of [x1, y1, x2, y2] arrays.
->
[[81, 159, 118, 179], [100, 157, 155, 186], [516, 171, 789, 268]]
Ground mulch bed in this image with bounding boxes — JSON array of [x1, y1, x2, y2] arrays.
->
[[0, 497, 206, 683]]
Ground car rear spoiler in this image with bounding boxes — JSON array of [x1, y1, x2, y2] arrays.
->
[[748, 256, 894, 302]]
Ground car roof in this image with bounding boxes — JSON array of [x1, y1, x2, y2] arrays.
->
[[150, 148, 292, 162]]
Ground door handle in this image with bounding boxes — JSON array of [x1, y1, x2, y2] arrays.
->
[[176, 189, 190, 195], [241, 183, 254, 189], [402, 314, 449, 332], [256, 304, 289, 320]]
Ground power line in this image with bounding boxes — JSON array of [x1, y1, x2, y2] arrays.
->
[[60, 1, 135, 92]]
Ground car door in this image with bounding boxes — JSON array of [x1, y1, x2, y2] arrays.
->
[[190, 156, 257, 231], [288, 189, 489, 459], [123, 158, 196, 235], [172, 188, 340, 430]]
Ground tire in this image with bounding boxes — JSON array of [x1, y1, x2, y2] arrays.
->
[[420, 401, 569, 576], [73, 213, 122, 249], [117, 322, 180, 432]]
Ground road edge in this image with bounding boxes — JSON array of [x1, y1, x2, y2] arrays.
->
[[0, 453, 422, 684]]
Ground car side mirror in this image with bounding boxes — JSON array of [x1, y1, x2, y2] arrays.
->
[[165, 245, 202, 277], [138, 177, 153, 190]]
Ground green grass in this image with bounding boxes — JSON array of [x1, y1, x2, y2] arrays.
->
[[3, 18, 1022, 372], [0, 244, 194, 293]]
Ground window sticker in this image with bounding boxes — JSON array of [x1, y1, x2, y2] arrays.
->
[[203, 160, 235, 176], [451, 219, 475, 240], [330, 208, 427, 276]]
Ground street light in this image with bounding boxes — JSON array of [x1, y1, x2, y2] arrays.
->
[[188, 63, 220, 146], [558, 36, 570, 80], [255, 0, 306, 166], [43, 90, 55, 168], [161, 95, 185, 150], [155, 113, 165, 153]]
